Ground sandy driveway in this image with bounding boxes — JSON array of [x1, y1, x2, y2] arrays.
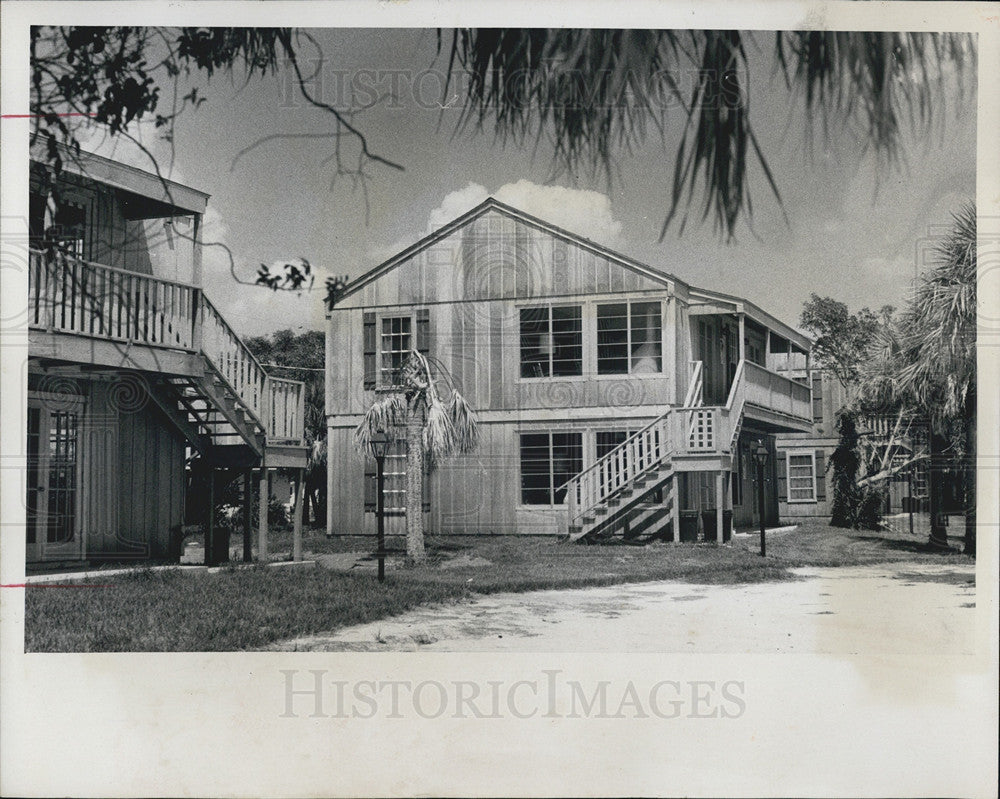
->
[[266, 561, 976, 653]]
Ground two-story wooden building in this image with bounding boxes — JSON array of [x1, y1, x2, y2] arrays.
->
[[325, 198, 814, 543], [25, 147, 307, 564]]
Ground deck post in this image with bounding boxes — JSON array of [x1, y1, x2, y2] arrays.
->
[[716, 470, 724, 544], [242, 470, 253, 562], [205, 467, 215, 566], [258, 458, 268, 562], [738, 313, 745, 364], [292, 467, 305, 562], [669, 477, 679, 543]]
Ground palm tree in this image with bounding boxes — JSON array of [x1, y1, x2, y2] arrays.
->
[[855, 204, 976, 553], [354, 351, 479, 562]]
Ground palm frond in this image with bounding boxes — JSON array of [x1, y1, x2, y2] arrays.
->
[[353, 393, 406, 459], [423, 398, 456, 466], [854, 202, 976, 427], [448, 29, 973, 240], [448, 389, 480, 453]]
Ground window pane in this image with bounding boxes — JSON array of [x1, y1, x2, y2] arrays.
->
[[551, 432, 583, 504], [520, 433, 552, 504], [380, 316, 411, 384], [787, 455, 814, 500], [551, 306, 582, 376], [630, 301, 662, 373], [520, 307, 550, 378], [597, 304, 629, 374]]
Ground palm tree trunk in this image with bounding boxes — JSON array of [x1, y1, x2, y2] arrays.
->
[[927, 430, 949, 550], [964, 387, 976, 556], [405, 398, 426, 563]]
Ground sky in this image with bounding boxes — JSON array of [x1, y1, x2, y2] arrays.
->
[[81, 29, 976, 338]]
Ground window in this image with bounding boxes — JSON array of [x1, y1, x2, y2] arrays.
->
[[787, 451, 817, 502], [597, 301, 662, 374], [595, 430, 638, 460], [519, 306, 582, 378], [380, 316, 411, 385], [520, 432, 583, 505]]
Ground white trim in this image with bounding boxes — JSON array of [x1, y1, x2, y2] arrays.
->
[[785, 447, 817, 504], [375, 310, 415, 389]]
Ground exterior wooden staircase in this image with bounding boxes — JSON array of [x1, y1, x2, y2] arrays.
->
[[561, 412, 678, 543], [28, 249, 307, 469], [560, 360, 751, 544]]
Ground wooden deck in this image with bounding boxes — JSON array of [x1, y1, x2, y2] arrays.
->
[[28, 249, 308, 466]]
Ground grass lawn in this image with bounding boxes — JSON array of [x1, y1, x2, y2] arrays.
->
[[24, 519, 972, 652]]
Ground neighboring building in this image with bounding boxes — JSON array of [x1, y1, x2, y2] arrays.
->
[[26, 147, 307, 564], [325, 199, 814, 543], [775, 369, 944, 522], [774, 368, 845, 521]]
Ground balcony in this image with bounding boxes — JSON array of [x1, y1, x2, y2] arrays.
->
[[27, 249, 306, 461]]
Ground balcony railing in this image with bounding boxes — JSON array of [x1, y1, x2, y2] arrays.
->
[[28, 249, 305, 445], [740, 360, 811, 420]]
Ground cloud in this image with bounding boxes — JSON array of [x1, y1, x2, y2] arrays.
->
[[427, 180, 624, 248], [200, 207, 330, 338]]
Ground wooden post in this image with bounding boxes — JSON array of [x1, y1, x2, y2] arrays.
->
[[292, 468, 304, 562], [716, 470, 724, 544], [738, 314, 745, 364], [669, 477, 679, 543], [191, 212, 203, 287], [242, 470, 253, 562], [258, 459, 268, 562], [205, 467, 215, 566]]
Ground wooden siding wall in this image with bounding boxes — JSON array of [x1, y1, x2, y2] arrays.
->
[[340, 210, 672, 310], [80, 381, 120, 556], [76, 378, 186, 559], [328, 211, 680, 418], [116, 392, 186, 559], [29, 167, 197, 283]]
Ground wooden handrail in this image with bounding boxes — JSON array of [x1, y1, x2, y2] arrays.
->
[[28, 249, 306, 444]]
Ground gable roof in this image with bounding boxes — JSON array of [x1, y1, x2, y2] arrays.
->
[[336, 197, 675, 303], [336, 196, 810, 351]]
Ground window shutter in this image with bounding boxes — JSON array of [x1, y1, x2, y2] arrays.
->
[[363, 312, 376, 390], [815, 450, 827, 501], [363, 458, 376, 512], [812, 372, 824, 423], [776, 451, 787, 502], [416, 308, 430, 358]]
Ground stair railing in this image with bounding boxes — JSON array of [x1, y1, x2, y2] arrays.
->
[[559, 409, 675, 532], [683, 360, 704, 407]]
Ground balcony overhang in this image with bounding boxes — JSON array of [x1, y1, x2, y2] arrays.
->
[[742, 404, 814, 434], [29, 329, 204, 377], [30, 143, 209, 217]]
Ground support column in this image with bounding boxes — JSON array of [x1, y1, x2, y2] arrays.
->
[[258, 460, 268, 562], [191, 212, 203, 287], [716, 470, 724, 544], [242, 470, 253, 563], [669, 477, 679, 543], [326, 424, 335, 539], [205, 467, 215, 566], [738, 314, 745, 364], [292, 468, 305, 562]]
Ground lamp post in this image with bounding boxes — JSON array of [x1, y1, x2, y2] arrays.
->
[[371, 429, 391, 582], [753, 440, 769, 557]]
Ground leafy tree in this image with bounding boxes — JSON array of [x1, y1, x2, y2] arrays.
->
[[855, 204, 976, 553], [245, 329, 327, 526], [800, 296, 894, 391], [354, 351, 479, 563]]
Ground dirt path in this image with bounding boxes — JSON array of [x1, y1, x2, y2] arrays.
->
[[265, 561, 976, 653]]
